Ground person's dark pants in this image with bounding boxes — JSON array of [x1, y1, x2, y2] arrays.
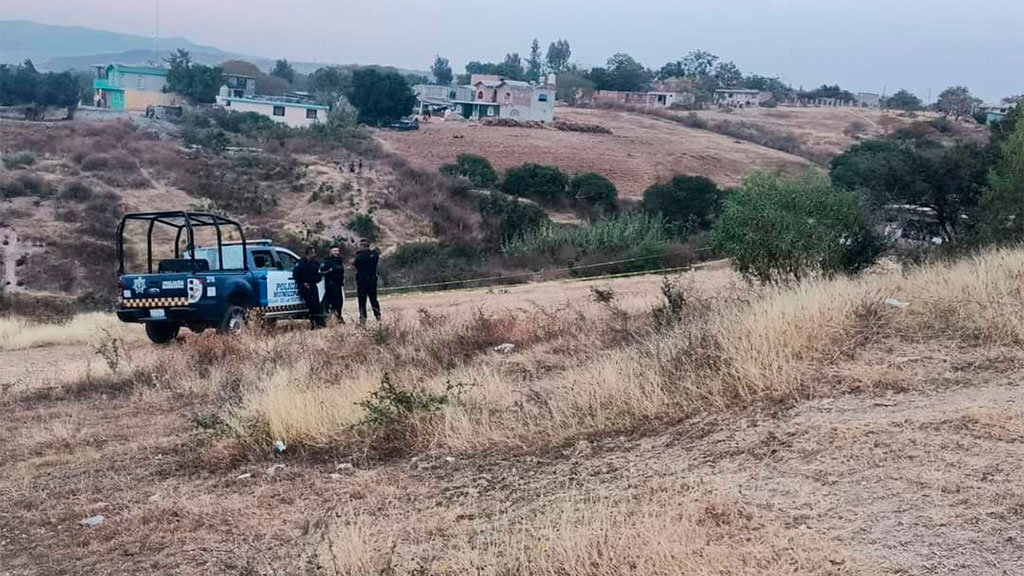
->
[[357, 281, 380, 324], [322, 283, 344, 321], [299, 285, 325, 329]]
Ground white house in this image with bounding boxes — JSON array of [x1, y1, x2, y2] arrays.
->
[[413, 74, 556, 123], [216, 87, 328, 128], [714, 88, 772, 108]]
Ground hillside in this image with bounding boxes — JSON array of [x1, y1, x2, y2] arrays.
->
[[378, 107, 815, 198], [1, 248, 1022, 575]]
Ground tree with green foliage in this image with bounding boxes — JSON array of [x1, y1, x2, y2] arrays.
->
[[271, 59, 295, 84], [660, 50, 719, 80], [309, 66, 351, 105], [165, 49, 222, 104], [569, 173, 618, 216], [502, 164, 569, 205], [546, 40, 572, 73], [713, 171, 882, 283], [478, 191, 550, 244], [441, 154, 498, 188], [885, 89, 922, 111], [712, 61, 743, 87], [430, 55, 453, 85], [346, 68, 415, 125], [502, 53, 525, 80], [555, 71, 595, 105], [803, 84, 856, 102], [937, 86, 973, 119], [527, 39, 543, 82], [595, 53, 652, 92], [642, 175, 721, 236], [0, 60, 82, 118], [980, 107, 1024, 243], [831, 138, 991, 241]]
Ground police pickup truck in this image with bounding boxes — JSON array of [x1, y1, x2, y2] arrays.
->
[[116, 211, 323, 343]]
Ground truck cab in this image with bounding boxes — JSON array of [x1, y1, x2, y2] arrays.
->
[[116, 212, 322, 343]]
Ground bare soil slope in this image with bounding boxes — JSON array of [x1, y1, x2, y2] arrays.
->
[[377, 107, 813, 198]]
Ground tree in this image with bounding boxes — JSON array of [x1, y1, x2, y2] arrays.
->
[[642, 175, 721, 236], [546, 40, 572, 73], [310, 66, 351, 105], [569, 173, 618, 216], [37, 71, 81, 118], [937, 86, 973, 119], [527, 39, 543, 82], [440, 154, 498, 188], [803, 84, 856, 102], [830, 138, 991, 241], [502, 53, 525, 80], [430, 55, 453, 86], [556, 71, 596, 105], [660, 50, 719, 80], [712, 61, 743, 88], [597, 53, 652, 92], [501, 164, 569, 205], [271, 59, 295, 84], [0, 60, 81, 118], [346, 68, 416, 125], [980, 105, 1024, 243], [885, 89, 922, 111], [713, 171, 882, 283], [165, 50, 222, 103]]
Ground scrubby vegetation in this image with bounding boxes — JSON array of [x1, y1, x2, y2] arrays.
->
[[440, 153, 499, 188]]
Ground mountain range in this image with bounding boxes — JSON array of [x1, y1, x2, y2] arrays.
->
[[0, 20, 348, 74]]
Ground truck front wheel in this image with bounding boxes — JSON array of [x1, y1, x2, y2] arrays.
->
[[219, 306, 247, 334], [145, 322, 181, 344]]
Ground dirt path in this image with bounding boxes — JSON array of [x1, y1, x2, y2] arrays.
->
[[1, 227, 36, 291]]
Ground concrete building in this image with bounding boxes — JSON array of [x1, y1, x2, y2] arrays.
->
[[413, 74, 555, 122], [978, 102, 1016, 125], [216, 88, 328, 128], [714, 88, 771, 108], [223, 73, 257, 98], [92, 64, 182, 111], [855, 92, 881, 108], [591, 90, 694, 109]]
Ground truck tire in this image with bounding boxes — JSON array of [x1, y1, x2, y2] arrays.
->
[[218, 305, 247, 334], [145, 322, 180, 344]]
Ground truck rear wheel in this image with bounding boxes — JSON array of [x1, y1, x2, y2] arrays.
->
[[145, 322, 181, 344], [218, 306, 247, 334]]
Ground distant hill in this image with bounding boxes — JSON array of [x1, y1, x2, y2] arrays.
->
[[0, 20, 426, 77], [0, 20, 227, 68]]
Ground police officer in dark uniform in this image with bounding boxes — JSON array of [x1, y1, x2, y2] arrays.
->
[[292, 247, 325, 330], [321, 245, 346, 323], [353, 238, 381, 325]]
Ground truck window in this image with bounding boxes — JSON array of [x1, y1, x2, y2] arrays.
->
[[251, 249, 276, 269], [276, 250, 298, 270], [193, 245, 245, 270]]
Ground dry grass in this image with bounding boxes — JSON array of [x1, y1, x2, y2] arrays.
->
[[114, 247, 1024, 457], [0, 312, 121, 351]]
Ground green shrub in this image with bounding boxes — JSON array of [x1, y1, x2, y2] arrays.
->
[[0, 173, 52, 199], [642, 175, 721, 236], [501, 163, 569, 205], [477, 192, 549, 244], [348, 212, 379, 241], [569, 172, 618, 215], [503, 211, 667, 256], [59, 180, 94, 201], [713, 171, 882, 283], [2, 151, 35, 169], [440, 154, 498, 188]]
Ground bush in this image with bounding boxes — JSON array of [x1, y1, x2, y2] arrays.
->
[[569, 172, 618, 215], [59, 180, 94, 201], [2, 151, 35, 169], [440, 154, 498, 188], [0, 173, 52, 199], [642, 175, 721, 236], [713, 171, 882, 283], [501, 164, 569, 205], [503, 212, 667, 256], [348, 212, 379, 241], [477, 191, 550, 244], [844, 120, 869, 137]]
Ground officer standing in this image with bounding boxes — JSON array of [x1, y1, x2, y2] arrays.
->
[[321, 245, 346, 323], [353, 238, 381, 325], [292, 247, 325, 330]]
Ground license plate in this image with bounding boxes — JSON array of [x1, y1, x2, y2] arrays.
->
[[149, 308, 166, 319]]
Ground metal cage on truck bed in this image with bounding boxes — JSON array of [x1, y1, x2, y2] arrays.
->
[[116, 211, 249, 275]]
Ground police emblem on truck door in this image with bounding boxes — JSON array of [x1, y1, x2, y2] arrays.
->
[[132, 277, 146, 294]]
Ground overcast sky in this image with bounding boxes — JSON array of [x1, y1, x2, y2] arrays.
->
[[3, 0, 1022, 101]]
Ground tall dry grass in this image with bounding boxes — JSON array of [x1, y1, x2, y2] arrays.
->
[[0, 312, 120, 351], [89, 247, 1024, 456]]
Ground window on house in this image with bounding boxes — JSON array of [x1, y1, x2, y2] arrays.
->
[[477, 91, 484, 100], [225, 100, 231, 107], [273, 106, 286, 117], [137, 76, 145, 90], [487, 106, 496, 116], [306, 108, 318, 119], [449, 90, 457, 100], [504, 92, 511, 102], [538, 93, 548, 102]]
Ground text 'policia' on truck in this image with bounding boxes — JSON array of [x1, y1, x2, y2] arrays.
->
[[116, 211, 324, 343]]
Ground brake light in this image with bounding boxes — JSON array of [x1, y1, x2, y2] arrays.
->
[[187, 278, 204, 304]]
